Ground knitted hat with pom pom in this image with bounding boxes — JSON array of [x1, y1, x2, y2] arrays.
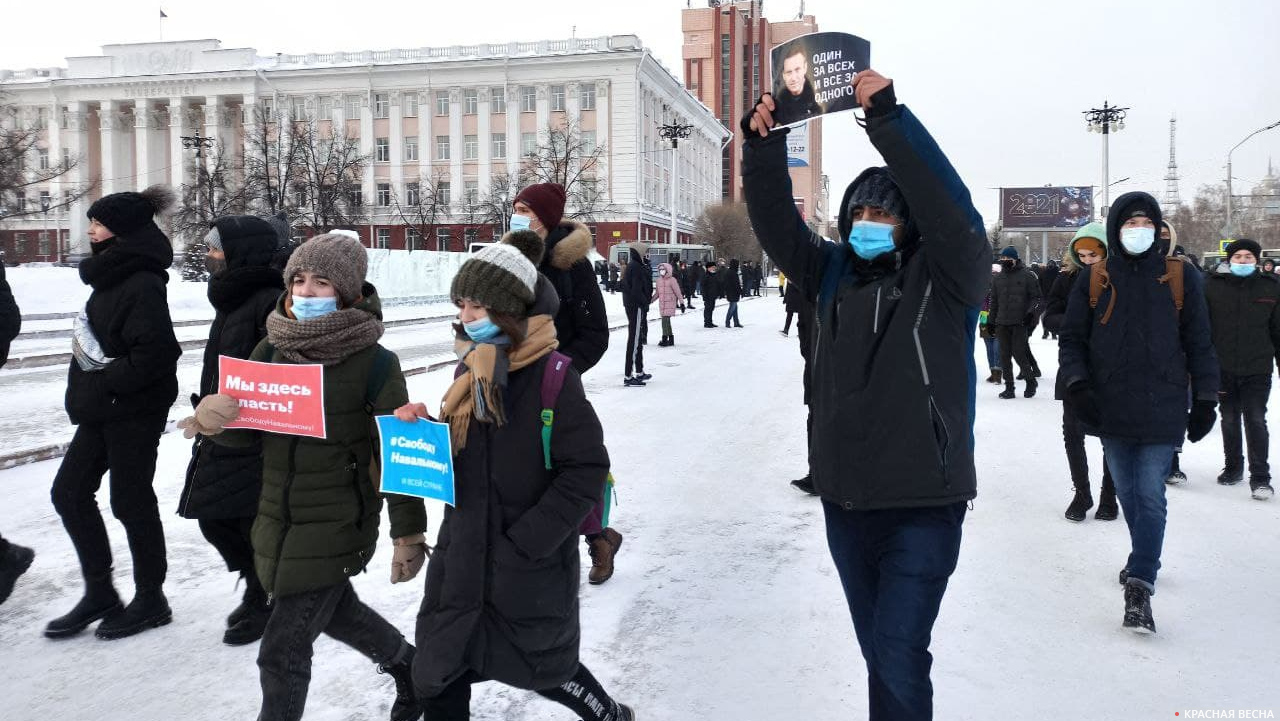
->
[[450, 230, 546, 315]]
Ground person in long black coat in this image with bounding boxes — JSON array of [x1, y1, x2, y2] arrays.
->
[[989, 246, 1042, 398], [701, 260, 723, 327], [0, 262, 36, 606], [48, 186, 182, 641], [177, 215, 284, 645], [620, 244, 653, 383]]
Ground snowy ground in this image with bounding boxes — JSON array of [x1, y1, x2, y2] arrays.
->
[[1, 280, 1278, 720]]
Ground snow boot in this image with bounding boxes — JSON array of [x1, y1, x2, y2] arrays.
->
[[790, 475, 818, 496], [377, 645, 422, 721], [1095, 488, 1119, 521], [224, 574, 270, 646], [623, 376, 646, 387], [667, 334, 675, 347], [45, 575, 122, 639], [1117, 567, 1129, 586], [0, 542, 35, 606], [1024, 377, 1038, 398], [95, 587, 172, 640], [636, 372, 652, 382], [989, 369, 1003, 385], [587, 528, 624, 585], [1217, 467, 1244, 486], [999, 384, 1017, 400], [1251, 479, 1275, 501], [1122, 581, 1156, 634], [226, 571, 265, 627], [1166, 452, 1186, 485], [1064, 487, 1093, 522]]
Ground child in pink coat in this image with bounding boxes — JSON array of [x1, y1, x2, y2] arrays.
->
[[653, 262, 685, 347]]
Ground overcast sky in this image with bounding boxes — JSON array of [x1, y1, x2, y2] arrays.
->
[[3, 0, 1278, 232]]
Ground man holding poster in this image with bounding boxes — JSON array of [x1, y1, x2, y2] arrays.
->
[[743, 70, 989, 720]]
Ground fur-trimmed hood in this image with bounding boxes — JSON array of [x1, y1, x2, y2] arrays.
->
[[543, 220, 593, 271]]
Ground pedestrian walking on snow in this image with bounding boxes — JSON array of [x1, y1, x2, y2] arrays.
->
[[621, 243, 653, 386], [0, 261, 35, 607], [654, 262, 685, 346], [723, 259, 744, 328], [701, 260, 723, 327], [989, 245, 1042, 398]]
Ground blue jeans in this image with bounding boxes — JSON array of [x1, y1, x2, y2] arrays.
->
[[1101, 439, 1175, 592], [724, 301, 740, 327], [982, 336, 1000, 370], [824, 501, 966, 721]]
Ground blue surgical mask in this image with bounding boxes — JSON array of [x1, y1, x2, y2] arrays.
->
[[1230, 262, 1257, 278], [463, 317, 502, 343], [848, 221, 897, 260], [509, 214, 532, 232], [291, 295, 339, 320], [1119, 226, 1155, 255]]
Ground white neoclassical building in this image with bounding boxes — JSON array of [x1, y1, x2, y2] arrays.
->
[[0, 36, 729, 262]]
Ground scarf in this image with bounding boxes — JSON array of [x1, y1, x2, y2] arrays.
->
[[265, 303, 384, 366], [440, 314, 559, 452], [208, 266, 285, 313]]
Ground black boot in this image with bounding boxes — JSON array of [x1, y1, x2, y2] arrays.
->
[[1122, 582, 1156, 634], [999, 384, 1016, 400], [0, 542, 35, 605], [1095, 486, 1119, 521], [45, 575, 122, 638], [1064, 487, 1093, 522], [95, 587, 172, 640], [1166, 452, 1187, 485], [224, 573, 271, 646], [790, 475, 818, 496], [668, 334, 675, 347], [1217, 466, 1244, 485], [1024, 377, 1038, 398], [378, 645, 422, 721]]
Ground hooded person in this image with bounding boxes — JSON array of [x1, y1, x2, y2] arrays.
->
[[989, 245, 1043, 397], [46, 185, 183, 642], [701, 259, 723, 327], [177, 214, 286, 647], [395, 230, 634, 721], [653, 261, 685, 346], [1059, 191, 1220, 633], [772, 47, 824, 124], [183, 232, 428, 721], [741, 70, 989, 717], [620, 241, 654, 385]]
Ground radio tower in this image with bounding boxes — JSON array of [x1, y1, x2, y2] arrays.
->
[[1163, 116, 1182, 216]]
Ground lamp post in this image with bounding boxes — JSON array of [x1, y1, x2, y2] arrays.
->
[[1224, 120, 1280, 237], [181, 130, 216, 227], [1083, 101, 1128, 218], [658, 120, 693, 245]]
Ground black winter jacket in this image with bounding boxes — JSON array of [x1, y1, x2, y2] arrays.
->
[[1042, 269, 1079, 400], [621, 248, 653, 309], [0, 264, 19, 367], [743, 95, 989, 511], [989, 261, 1042, 325], [538, 222, 608, 375], [1204, 267, 1280, 377], [701, 269, 723, 301], [65, 224, 181, 425], [723, 262, 743, 302]]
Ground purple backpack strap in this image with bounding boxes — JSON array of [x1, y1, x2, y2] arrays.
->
[[540, 351, 572, 470]]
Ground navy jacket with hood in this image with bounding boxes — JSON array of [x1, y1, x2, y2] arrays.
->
[[742, 86, 989, 511]]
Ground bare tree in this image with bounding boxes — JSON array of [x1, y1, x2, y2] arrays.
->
[[171, 144, 251, 280], [475, 169, 530, 236], [241, 104, 304, 225], [251, 111, 369, 233], [694, 202, 762, 262], [0, 97, 96, 222], [390, 168, 450, 251], [521, 117, 614, 222]]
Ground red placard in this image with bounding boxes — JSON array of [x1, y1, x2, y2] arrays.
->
[[217, 356, 327, 439]]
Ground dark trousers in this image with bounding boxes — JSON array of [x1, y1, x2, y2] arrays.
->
[[703, 298, 717, 325], [258, 580, 408, 721], [624, 306, 646, 377], [823, 501, 966, 721], [1220, 371, 1271, 479], [51, 414, 168, 591], [0, 532, 9, 555], [422, 664, 621, 721], [1062, 400, 1115, 495], [994, 324, 1036, 386], [199, 517, 256, 575]]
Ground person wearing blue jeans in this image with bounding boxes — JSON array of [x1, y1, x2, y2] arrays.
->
[[1101, 441, 1174, 587]]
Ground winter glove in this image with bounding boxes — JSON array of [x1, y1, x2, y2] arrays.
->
[[390, 534, 429, 583], [1186, 400, 1218, 443], [178, 393, 241, 439], [1068, 383, 1102, 429]]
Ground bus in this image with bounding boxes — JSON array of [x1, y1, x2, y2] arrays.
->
[[609, 242, 715, 274]]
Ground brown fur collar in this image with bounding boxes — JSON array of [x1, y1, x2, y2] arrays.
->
[[547, 221, 593, 270]]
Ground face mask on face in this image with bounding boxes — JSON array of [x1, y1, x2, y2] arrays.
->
[[509, 214, 532, 232], [1230, 262, 1257, 278], [291, 295, 339, 320], [1119, 226, 1155, 255], [660, 268, 669, 276], [463, 317, 502, 343], [847, 221, 897, 260], [205, 257, 227, 276]]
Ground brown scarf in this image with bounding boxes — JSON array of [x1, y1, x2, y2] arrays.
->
[[440, 315, 559, 452], [265, 304, 384, 366]]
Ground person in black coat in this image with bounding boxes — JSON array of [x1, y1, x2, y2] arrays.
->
[[701, 260, 723, 327], [723, 259, 744, 327], [743, 70, 988, 717], [989, 246, 1042, 398], [178, 215, 285, 645], [0, 262, 36, 606], [690, 260, 705, 299], [781, 274, 819, 494], [47, 185, 182, 641], [678, 261, 696, 309], [1039, 260, 1060, 338], [620, 243, 653, 385]]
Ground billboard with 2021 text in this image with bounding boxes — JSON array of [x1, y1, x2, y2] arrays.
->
[[1000, 187, 1094, 229]]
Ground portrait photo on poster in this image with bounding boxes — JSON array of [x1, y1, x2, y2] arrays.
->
[[769, 32, 871, 127]]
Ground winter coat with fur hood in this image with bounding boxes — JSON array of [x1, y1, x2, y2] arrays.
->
[[538, 221, 608, 375], [653, 263, 685, 317]]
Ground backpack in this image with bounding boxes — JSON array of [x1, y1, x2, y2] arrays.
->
[[539, 350, 617, 524], [1088, 257, 1185, 326]]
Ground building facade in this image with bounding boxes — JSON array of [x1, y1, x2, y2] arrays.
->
[[0, 36, 728, 262]]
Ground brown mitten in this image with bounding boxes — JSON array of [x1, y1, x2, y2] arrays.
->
[[191, 393, 240, 436]]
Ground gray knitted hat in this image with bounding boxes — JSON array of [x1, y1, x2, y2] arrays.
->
[[283, 233, 368, 306], [845, 168, 908, 225], [450, 230, 545, 316]]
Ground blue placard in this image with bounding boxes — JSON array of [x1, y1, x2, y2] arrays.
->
[[375, 416, 455, 505]]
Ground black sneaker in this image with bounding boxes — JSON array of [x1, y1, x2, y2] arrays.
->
[[1122, 582, 1156, 634], [1024, 379, 1038, 398], [1064, 488, 1093, 522], [1218, 467, 1244, 485], [790, 476, 818, 496], [1165, 470, 1187, 486], [0, 543, 35, 605], [623, 376, 646, 387], [636, 373, 652, 381], [378, 646, 423, 721], [95, 588, 172, 640], [998, 387, 1016, 400], [1252, 483, 1275, 501]]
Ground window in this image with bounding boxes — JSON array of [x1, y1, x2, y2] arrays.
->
[[376, 183, 392, 207], [437, 181, 451, 206], [492, 133, 506, 159], [520, 86, 536, 113], [580, 177, 599, 202], [15, 192, 26, 213], [62, 148, 71, 169], [319, 96, 335, 117], [435, 136, 451, 160], [464, 180, 479, 204], [346, 95, 361, 118], [550, 85, 565, 112], [435, 91, 450, 116], [406, 227, 421, 251], [463, 89, 478, 115], [521, 132, 537, 156], [291, 97, 307, 119], [404, 136, 419, 161], [436, 227, 451, 251], [374, 94, 389, 118], [406, 182, 420, 206], [38, 148, 49, 170], [581, 130, 597, 156], [39, 190, 51, 211], [463, 135, 479, 161], [375, 138, 390, 162], [293, 185, 307, 208], [464, 227, 478, 245], [348, 187, 363, 207], [580, 83, 596, 111], [490, 87, 506, 114], [376, 228, 391, 249], [261, 98, 275, 121], [14, 233, 27, 256], [38, 232, 51, 256], [403, 93, 419, 117]]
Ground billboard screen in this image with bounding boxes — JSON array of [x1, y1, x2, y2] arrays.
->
[[1000, 187, 1093, 229]]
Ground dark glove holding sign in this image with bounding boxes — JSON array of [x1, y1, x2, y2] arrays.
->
[[765, 32, 871, 128]]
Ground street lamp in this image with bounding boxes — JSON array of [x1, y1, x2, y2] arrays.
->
[[658, 120, 693, 244], [181, 130, 216, 225], [1224, 119, 1280, 237], [1083, 101, 1128, 218]]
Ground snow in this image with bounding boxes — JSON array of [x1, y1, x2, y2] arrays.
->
[[2, 280, 1278, 720]]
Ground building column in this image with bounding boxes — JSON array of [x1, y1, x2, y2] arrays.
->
[[535, 84, 550, 145], [449, 86, 463, 217], [505, 86, 520, 179], [360, 94, 375, 229], [63, 101, 90, 258], [98, 100, 119, 197], [596, 82, 611, 202], [169, 98, 189, 196], [389, 91, 405, 204], [134, 101, 156, 190], [477, 87, 492, 196]]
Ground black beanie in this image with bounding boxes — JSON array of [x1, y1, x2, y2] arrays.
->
[[87, 185, 177, 236], [1225, 238, 1262, 260], [845, 168, 909, 226], [206, 215, 282, 269]]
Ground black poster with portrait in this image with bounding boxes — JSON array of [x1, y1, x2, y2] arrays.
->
[[769, 32, 872, 127]]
